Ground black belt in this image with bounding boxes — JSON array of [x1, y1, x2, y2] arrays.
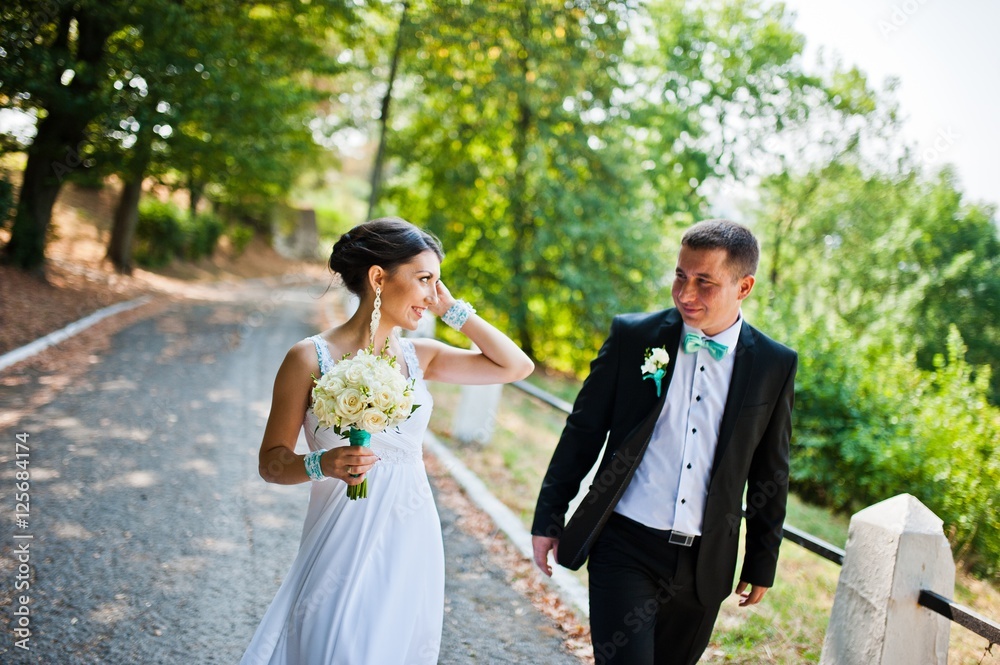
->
[[609, 512, 700, 547]]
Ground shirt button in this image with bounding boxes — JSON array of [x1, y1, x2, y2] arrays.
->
[[692, 428, 697, 433], [681, 499, 686, 504], [687, 463, 692, 469], [696, 395, 701, 401], [700, 366, 705, 372]]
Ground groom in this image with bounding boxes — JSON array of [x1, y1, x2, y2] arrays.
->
[[531, 220, 796, 665]]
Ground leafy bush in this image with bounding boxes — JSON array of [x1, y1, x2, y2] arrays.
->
[[134, 200, 226, 266], [227, 223, 254, 256], [134, 199, 186, 267], [183, 211, 224, 260], [791, 326, 1000, 575]]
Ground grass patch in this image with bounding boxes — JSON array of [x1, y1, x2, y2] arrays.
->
[[424, 373, 1000, 664]]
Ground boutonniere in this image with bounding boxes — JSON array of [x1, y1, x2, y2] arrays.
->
[[641, 346, 671, 397]]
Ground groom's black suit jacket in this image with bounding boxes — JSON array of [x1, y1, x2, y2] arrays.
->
[[532, 308, 797, 606]]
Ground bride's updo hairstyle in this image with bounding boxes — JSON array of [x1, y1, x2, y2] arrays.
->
[[329, 217, 444, 297]]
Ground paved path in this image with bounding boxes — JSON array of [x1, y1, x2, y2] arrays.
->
[[0, 281, 581, 664]]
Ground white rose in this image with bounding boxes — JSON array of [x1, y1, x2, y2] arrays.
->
[[344, 362, 367, 385], [312, 394, 339, 428], [641, 360, 657, 375], [360, 408, 389, 433], [392, 393, 415, 425], [369, 370, 384, 388], [329, 363, 349, 382], [650, 347, 670, 366], [372, 386, 396, 412], [335, 388, 365, 421]]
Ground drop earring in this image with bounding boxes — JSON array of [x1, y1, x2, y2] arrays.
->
[[369, 286, 382, 348]]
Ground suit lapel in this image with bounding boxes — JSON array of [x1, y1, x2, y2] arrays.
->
[[622, 309, 684, 420], [711, 321, 756, 476], [653, 309, 684, 400]]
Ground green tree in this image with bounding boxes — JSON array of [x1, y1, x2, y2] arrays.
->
[[368, 0, 868, 372], [99, 0, 356, 272], [751, 138, 1000, 572], [2, 0, 358, 272], [377, 0, 655, 371], [1, 0, 127, 271], [755, 159, 1000, 401]]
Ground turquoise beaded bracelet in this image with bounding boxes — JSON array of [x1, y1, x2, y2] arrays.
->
[[304, 449, 327, 481], [441, 300, 475, 331]]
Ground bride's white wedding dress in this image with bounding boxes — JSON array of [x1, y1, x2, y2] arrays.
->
[[241, 335, 444, 665]]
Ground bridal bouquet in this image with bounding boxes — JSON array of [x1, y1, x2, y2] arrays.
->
[[312, 341, 418, 500]]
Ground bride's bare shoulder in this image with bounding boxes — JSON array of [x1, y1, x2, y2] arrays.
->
[[281, 337, 324, 374]]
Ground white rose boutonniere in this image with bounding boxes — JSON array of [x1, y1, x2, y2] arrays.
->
[[641, 346, 671, 397]]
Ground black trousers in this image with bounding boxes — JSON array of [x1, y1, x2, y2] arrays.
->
[[587, 513, 722, 665]]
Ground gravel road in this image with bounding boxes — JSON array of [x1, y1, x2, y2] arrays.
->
[[0, 280, 582, 664]]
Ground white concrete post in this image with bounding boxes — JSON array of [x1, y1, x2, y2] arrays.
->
[[819, 493, 955, 665], [452, 384, 503, 445]]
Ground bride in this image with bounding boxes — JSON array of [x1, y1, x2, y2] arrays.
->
[[240, 217, 534, 664]]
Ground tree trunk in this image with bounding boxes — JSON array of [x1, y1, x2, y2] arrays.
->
[[1, 7, 114, 272], [189, 179, 203, 219], [508, 3, 536, 359], [367, 1, 409, 220], [107, 179, 144, 275], [2, 125, 66, 272], [106, 125, 155, 274]]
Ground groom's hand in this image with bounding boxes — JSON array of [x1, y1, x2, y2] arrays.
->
[[532, 535, 559, 577], [735, 580, 769, 606]]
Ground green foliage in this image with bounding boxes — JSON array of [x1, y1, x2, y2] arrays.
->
[[227, 224, 255, 256], [133, 199, 224, 266], [1, 0, 361, 268], [790, 326, 1000, 575], [633, 0, 825, 198], [754, 151, 1000, 573], [376, 0, 660, 372], [756, 161, 1000, 402], [134, 199, 186, 267], [88, 0, 357, 211], [183, 212, 225, 260], [362, 0, 867, 374]]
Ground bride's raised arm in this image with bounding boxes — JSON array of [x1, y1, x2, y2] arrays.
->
[[412, 281, 534, 385]]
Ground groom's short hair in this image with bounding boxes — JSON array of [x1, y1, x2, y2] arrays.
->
[[681, 219, 759, 281]]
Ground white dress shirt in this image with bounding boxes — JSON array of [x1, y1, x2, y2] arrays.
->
[[614, 313, 744, 535]]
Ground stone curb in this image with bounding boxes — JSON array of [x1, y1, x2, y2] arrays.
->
[[0, 295, 153, 373]]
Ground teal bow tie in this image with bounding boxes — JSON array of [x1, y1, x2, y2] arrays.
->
[[682, 333, 728, 361]]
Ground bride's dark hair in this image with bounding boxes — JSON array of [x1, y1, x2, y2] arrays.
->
[[329, 217, 444, 297]]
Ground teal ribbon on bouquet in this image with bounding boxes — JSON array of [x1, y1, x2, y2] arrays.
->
[[642, 368, 666, 397], [346, 428, 371, 501]]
